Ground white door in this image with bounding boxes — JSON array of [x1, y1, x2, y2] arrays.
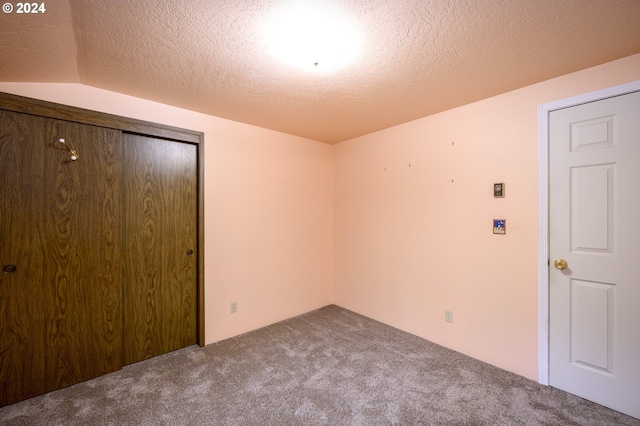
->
[[549, 90, 640, 419]]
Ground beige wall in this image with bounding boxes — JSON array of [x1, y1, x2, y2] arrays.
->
[[334, 53, 640, 380], [0, 82, 335, 344], [2, 53, 639, 382]]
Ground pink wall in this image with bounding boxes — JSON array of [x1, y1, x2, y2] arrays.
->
[[2, 53, 639, 381], [334, 54, 640, 380], [0, 82, 335, 344]]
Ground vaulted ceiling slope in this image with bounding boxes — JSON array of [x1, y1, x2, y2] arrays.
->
[[1, 0, 640, 143]]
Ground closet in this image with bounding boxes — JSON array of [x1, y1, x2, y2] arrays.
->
[[0, 93, 204, 406]]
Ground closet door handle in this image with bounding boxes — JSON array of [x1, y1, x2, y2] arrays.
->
[[186, 249, 194, 257], [3, 264, 17, 274]]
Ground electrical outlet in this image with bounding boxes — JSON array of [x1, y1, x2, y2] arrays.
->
[[445, 310, 453, 323], [230, 301, 237, 313]]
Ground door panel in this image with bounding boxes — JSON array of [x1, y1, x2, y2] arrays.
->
[[122, 133, 197, 365], [0, 111, 47, 405], [0, 111, 123, 406], [570, 164, 614, 253], [43, 118, 123, 389], [549, 91, 640, 419], [569, 279, 613, 373]]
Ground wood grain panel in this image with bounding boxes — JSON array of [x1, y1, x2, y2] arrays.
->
[[122, 133, 197, 365], [2, 96, 203, 406], [42, 119, 123, 390], [1, 91, 206, 348], [0, 111, 47, 406], [0, 92, 203, 143], [0, 110, 123, 405]]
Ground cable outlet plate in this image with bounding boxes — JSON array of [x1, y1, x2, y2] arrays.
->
[[230, 301, 237, 313], [445, 310, 453, 323]]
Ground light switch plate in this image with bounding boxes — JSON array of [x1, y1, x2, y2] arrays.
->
[[494, 183, 504, 197]]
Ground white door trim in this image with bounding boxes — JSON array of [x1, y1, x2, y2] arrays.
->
[[537, 79, 640, 385]]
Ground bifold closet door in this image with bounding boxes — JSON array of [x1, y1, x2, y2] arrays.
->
[[121, 133, 197, 365], [0, 110, 123, 406]]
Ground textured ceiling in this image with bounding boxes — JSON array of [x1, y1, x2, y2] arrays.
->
[[1, 0, 640, 144]]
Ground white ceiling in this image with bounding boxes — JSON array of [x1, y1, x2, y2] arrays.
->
[[1, 0, 640, 144]]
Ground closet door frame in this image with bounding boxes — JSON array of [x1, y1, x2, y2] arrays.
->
[[0, 91, 205, 347]]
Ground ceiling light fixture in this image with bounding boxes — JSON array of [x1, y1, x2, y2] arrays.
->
[[263, 0, 363, 72]]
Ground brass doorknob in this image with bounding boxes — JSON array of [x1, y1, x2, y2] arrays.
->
[[553, 259, 568, 270]]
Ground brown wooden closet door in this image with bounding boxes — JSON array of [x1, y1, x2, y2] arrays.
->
[[0, 111, 122, 406], [0, 111, 47, 405], [121, 133, 197, 365]]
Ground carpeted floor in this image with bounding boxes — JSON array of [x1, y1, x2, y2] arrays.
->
[[1, 305, 638, 425]]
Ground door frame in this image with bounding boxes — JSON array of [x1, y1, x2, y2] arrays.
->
[[537, 79, 640, 385]]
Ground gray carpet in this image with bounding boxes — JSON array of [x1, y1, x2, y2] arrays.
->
[[1, 305, 638, 425]]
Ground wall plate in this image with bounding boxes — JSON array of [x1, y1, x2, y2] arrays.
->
[[494, 183, 504, 197]]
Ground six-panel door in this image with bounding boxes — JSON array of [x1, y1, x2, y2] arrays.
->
[[549, 90, 640, 419]]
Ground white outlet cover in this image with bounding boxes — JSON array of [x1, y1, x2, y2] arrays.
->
[[445, 310, 453, 323]]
